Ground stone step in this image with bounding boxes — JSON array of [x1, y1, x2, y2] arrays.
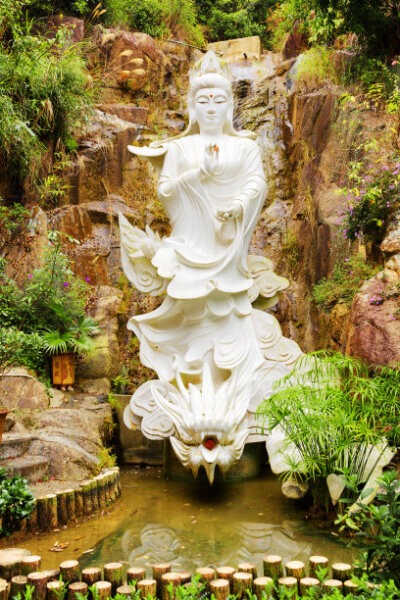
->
[[0, 455, 49, 483], [0, 433, 36, 460]]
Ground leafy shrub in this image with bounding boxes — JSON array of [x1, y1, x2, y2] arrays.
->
[[0, 202, 31, 252], [257, 351, 400, 512], [0, 328, 47, 379], [312, 254, 378, 308], [0, 468, 35, 537], [337, 471, 400, 585], [294, 46, 340, 90]]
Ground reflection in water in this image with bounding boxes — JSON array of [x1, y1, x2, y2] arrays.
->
[[15, 469, 354, 573]]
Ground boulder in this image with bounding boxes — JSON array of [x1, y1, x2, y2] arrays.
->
[[0, 368, 49, 411], [76, 286, 123, 387], [345, 274, 400, 365], [47, 15, 84, 45]]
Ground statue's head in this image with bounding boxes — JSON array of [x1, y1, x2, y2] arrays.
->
[[188, 51, 234, 136]]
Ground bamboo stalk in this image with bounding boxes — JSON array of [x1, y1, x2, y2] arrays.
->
[[127, 567, 146, 584], [332, 564, 352, 583], [103, 563, 123, 593], [233, 572, 252, 598], [47, 581, 64, 600], [277, 577, 297, 597], [285, 561, 305, 581], [161, 573, 181, 600], [299, 577, 320, 596], [253, 577, 274, 600], [27, 572, 48, 600], [237, 563, 257, 579], [82, 568, 101, 586], [323, 579, 343, 593], [60, 560, 80, 584], [152, 564, 171, 597], [137, 580, 157, 597], [93, 581, 112, 600], [309, 556, 329, 578], [74, 487, 83, 519], [263, 556, 283, 581], [56, 490, 68, 526], [68, 582, 88, 600], [22, 556, 42, 576], [210, 579, 230, 600], [11, 575, 27, 598], [65, 489, 76, 522]]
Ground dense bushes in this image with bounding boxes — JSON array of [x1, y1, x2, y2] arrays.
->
[[0, 468, 35, 537]]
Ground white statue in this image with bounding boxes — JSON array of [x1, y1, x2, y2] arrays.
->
[[120, 51, 302, 483]]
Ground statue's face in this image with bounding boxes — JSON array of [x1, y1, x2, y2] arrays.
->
[[194, 87, 229, 133]]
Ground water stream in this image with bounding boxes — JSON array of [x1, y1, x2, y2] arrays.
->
[[13, 468, 355, 573]]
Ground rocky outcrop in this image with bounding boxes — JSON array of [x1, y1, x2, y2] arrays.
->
[[0, 368, 49, 411]]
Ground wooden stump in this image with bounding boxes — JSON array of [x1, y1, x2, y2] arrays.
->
[[196, 567, 215, 590], [74, 488, 83, 519], [81, 481, 93, 516], [68, 582, 88, 600], [323, 579, 343, 593], [299, 577, 320, 596], [60, 560, 80, 584], [65, 489, 76, 522], [116, 585, 133, 598], [216, 567, 235, 592], [332, 564, 352, 583], [343, 580, 359, 595], [137, 580, 157, 598], [253, 577, 274, 600], [175, 572, 191, 585], [91, 480, 99, 512], [210, 579, 230, 600], [27, 505, 38, 533], [309, 556, 328, 579], [44, 570, 60, 583], [27, 572, 48, 600], [0, 555, 22, 580], [47, 581, 64, 600], [11, 575, 28, 598], [0, 580, 8, 600], [93, 581, 112, 600], [96, 476, 106, 511], [47, 495, 58, 530], [161, 573, 181, 600], [285, 561, 305, 581], [82, 568, 101, 586], [56, 490, 68, 526], [233, 572, 252, 599], [237, 563, 257, 579], [152, 564, 171, 597], [127, 567, 146, 585], [103, 563, 123, 594], [277, 577, 297, 597], [263, 556, 283, 581], [22, 555, 42, 576], [37, 495, 57, 531]]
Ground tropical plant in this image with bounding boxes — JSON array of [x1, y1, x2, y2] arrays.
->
[[256, 351, 400, 512], [0, 467, 35, 536], [337, 470, 400, 585]]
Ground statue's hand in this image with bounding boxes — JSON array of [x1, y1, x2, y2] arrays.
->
[[217, 199, 243, 221], [202, 142, 220, 176]]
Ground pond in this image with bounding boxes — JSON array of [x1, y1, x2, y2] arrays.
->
[[16, 467, 356, 574]]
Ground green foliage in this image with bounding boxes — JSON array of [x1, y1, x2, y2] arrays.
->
[[338, 159, 400, 244], [111, 366, 130, 394], [0, 202, 31, 251], [0, 468, 35, 537], [337, 471, 400, 585], [270, 0, 400, 57], [312, 254, 378, 308], [97, 446, 117, 471], [294, 46, 340, 90], [0, 232, 98, 377], [256, 351, 400, 512], [0, 12, 93, 189], [106, 393, 122, 410]]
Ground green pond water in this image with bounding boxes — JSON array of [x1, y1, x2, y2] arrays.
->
[[16, 467, 356, 574]]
